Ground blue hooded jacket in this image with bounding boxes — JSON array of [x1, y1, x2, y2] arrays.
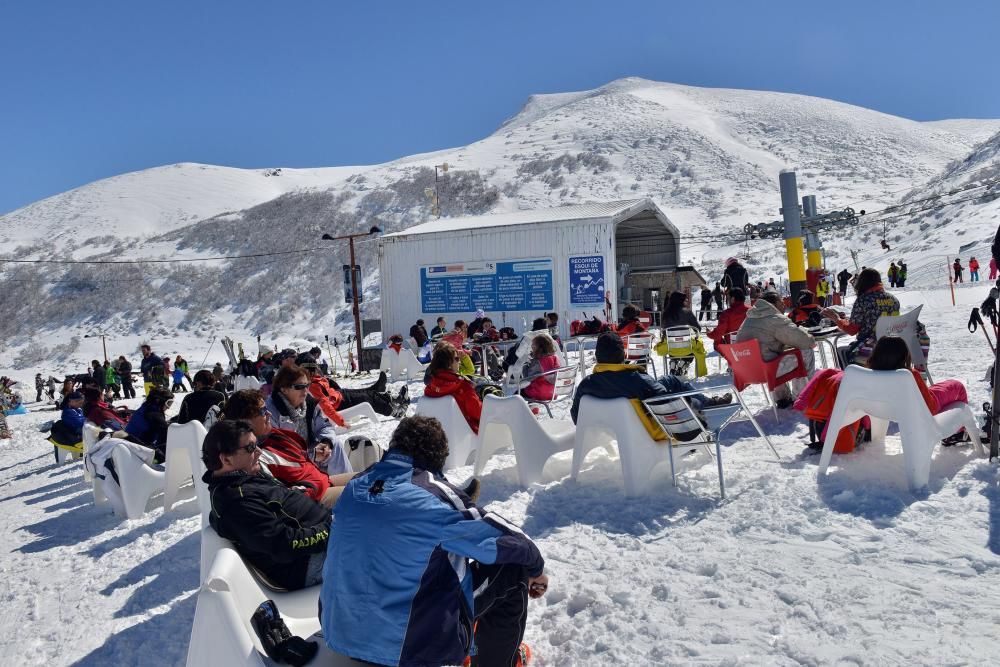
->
[[319, 449, 544, 667]]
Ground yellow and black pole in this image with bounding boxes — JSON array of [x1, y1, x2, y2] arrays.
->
[[802, 194, 823, 294], [779, 170, 807, 303]]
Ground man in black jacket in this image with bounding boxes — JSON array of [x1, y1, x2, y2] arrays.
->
[[202, 420, 332, 590], [117, 356, 136, 399], [408, 319, 429, 347], [721, 257, 750, 298], [175, 370, 226, 424]]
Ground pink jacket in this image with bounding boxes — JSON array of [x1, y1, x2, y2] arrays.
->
[[522, 354, 561, 401]]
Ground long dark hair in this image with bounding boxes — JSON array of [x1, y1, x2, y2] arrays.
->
[[868, 336, 911, 370], [855, 268, 882, 295], [664, 291, 687, 319]]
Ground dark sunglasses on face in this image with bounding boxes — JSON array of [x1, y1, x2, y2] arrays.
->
[[235, 441, 258, 454], [291, 383, 310, 390]]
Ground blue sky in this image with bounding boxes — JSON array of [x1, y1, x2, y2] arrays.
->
[[2, 0, 998, 215]]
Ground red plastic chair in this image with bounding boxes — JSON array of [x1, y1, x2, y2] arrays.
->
[[716, 339, 807, 419]]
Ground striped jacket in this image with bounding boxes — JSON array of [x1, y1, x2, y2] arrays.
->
[[319, 449, 544, 667]]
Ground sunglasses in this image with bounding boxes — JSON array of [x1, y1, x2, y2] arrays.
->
[[258, 407, 269, 417], [235, 441, 259, 454], [291, 383, 310, 390]]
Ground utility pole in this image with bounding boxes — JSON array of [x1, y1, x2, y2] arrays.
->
[[803, 194, 824, 293], [321, 226, 383, 373], [779, 171, 807, 304]]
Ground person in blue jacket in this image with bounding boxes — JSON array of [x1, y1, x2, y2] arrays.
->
[[320, 415, 549, 667]]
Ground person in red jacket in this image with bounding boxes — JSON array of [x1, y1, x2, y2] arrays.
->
[[223, 389, 353, 507], [616, 304, 647, 336], [707, 288, 750, 345], [424, 342, 483, 433]]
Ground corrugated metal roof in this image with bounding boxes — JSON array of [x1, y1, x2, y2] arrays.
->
[[384, 199, 653, 237]]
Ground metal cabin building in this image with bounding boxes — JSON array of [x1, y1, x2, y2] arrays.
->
[[378, 199, 684, 339]]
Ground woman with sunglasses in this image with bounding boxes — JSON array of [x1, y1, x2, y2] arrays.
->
[[264, 364, 352, 473], [124, 387, 174, 463], [228, 388, 352, 507]]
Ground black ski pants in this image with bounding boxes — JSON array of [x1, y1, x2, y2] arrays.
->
[[468, 563, 530, 667]]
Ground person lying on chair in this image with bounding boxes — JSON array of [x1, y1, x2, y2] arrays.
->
[[202, 419, 331, 591]]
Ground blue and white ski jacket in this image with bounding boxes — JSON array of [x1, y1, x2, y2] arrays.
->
[[319, 449, 544, 667]]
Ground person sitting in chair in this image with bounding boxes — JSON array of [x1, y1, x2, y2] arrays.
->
[[319, 415, 546, 667], [616, 304, 647, 335], [203, 420, 332, 591], [174, 369, 226, 425], [226, 388, 354, 507], [734, 291, 816, 408], [424, 342, 484, 433], [570, 333, 731, 441], [707, 288, 749, 346]]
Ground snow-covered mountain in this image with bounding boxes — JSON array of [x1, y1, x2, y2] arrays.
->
[[2, 77, 999, 367]]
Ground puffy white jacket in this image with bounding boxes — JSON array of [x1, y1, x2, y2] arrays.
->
[[734, 298, 815, 361]]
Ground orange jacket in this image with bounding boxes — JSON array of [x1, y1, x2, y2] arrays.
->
[[309, 377, 346, 427]]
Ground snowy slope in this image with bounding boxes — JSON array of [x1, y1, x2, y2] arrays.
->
[[1, 77, 999, 352], [0, 162, 370, 249]]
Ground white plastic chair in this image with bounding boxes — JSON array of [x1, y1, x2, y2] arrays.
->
[[415, 395, 478, 470], [397, 348, 429, 382], [233, 376, 262, 392], [333, 402, 382, 435], [474, 394, 576, 486], [875, 304, 933, 382], [110, 442, 166, 519], [82, 422, 106, 504], [518, 365, 577, 417], [625, 333, 657, 377], [379, 348, 394, 377], [571, 396, 677, 497], [817, 366, 983, 491], [163, 421, 209, 517], [379, 347, 428, 383], [660, 326, 699, 377], [187, 533, 365, 667]]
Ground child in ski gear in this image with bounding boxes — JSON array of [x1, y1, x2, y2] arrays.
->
[[35, 374, 44, 402], [203, 420, 332, 591], [969, 256, 980, 282], [953, 258, 964, 283], [521, 333, 560, 401], [319, 415, 547, 667], [171, 366, 187, 393]]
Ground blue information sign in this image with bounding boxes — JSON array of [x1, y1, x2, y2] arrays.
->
[[569, 255, 605, 307], [420, 258, 553, 314]]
